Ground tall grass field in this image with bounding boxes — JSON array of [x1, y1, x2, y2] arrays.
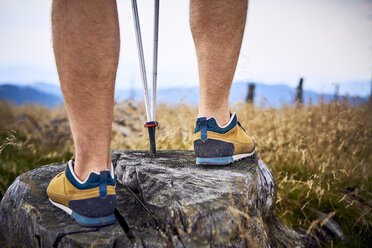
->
[[0, 100, 371, 247]]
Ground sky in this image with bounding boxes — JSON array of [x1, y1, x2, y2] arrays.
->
[[0, 0, 371, 96]]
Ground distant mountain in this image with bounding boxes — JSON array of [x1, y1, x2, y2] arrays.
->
[[0, 84, 63, 107], [31, 82, 63, 97], [116, 82, 367, 107], [1, 82, 368, 108], [234, 82, 367, 106], [230, 82, 334, 107]]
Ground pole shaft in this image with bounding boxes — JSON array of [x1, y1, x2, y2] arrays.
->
[[151, 0, 160, 121], [131, 0, 152, 122]]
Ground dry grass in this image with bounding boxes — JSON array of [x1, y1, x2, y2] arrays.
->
[[1, 100, 371, 247]]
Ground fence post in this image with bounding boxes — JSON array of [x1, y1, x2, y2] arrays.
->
[[246, 83, 255, 104], [296, 78, 304, 104], [334, 84, 339, 101]]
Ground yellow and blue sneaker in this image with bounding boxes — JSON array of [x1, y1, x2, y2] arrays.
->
[[46, 160, 116, 227], [193, 112, 255, 165]]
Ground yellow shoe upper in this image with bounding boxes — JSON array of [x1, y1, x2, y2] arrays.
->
[[193, 113, 255, 157], [47, 161, 116, 208]]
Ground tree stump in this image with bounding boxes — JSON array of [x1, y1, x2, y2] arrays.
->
[[0, 150, 316, 247]]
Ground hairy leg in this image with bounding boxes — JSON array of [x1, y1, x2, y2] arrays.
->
[[190, 0, 248, 126], [52, 0, 120, 181]]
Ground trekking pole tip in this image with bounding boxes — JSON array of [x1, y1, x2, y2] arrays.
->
[[144, 121, 158, 156]]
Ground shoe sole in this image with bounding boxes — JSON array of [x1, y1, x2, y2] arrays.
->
[[49, 198, 115, 227], [196, 151, 255, 165]]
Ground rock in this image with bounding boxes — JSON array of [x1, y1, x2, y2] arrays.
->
[[315, 211, 345, 241], [0, 150, 316, 247], [0, 163, 131, 248]]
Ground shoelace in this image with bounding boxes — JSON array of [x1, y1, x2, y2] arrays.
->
[[238, 121, 246, 132]]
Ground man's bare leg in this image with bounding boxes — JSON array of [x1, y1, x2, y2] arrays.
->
[[52, 0, 120, 181], [190, 0, 248, 126]]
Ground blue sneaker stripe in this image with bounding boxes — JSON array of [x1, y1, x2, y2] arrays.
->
[[200, 117, 208, 141], [196, 156, 234, 165], [196, 152, 254, 165], [71, 211, 115, 226], [99, 171, 108, 198]]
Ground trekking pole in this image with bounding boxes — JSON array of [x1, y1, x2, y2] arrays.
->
[[131, 0, 159, 155], [152, 0, 159, 121], [147, 0, 160, 155]]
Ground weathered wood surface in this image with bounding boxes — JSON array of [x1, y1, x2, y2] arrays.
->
[[0, 150, 316, 247]]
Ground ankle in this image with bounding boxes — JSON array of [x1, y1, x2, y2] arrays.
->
[[199, 109, 231, 127], [73, 156, 112, 182]]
